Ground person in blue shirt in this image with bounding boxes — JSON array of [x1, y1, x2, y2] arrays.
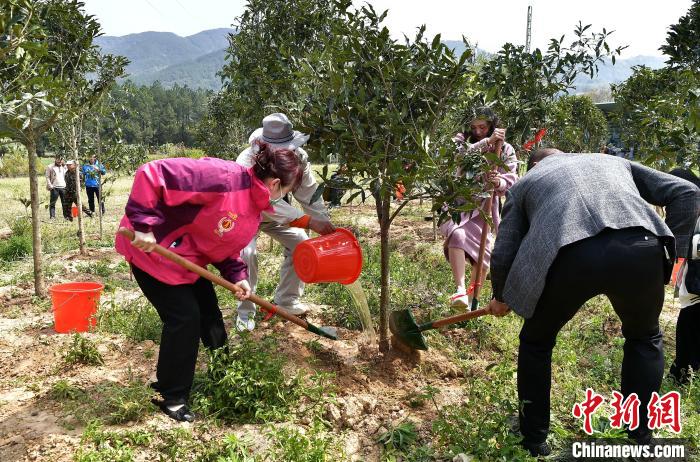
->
[[82, 154, 106, 215]]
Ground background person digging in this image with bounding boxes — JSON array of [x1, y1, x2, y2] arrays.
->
[[440, 107, 518, 310], [235, 113, 336, 331], [486, 148, 700, 456]]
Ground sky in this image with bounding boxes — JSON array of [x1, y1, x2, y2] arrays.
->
[[82, 0, 693, 57]]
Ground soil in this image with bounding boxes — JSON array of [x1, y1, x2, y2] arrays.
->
[[0, 244, 476, 461]]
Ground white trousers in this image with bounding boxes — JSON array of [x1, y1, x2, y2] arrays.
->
[[237, 221, 309, 316]]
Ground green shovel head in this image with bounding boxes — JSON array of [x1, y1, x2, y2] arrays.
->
[[389, 309, 428, 351]]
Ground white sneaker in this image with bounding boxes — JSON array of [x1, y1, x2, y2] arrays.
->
[[235, 311, 256, 332], [450, 292, 471, 309], [278, 301, 309, 316]]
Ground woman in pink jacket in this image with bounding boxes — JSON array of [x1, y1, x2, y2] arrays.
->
[[440, 107, 519, 309], [115, 143, 303, 422]]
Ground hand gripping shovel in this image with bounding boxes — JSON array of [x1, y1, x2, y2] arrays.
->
[[389, 140, 503, 350], [118, 228, 338, 340]]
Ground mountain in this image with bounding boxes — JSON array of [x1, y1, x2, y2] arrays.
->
[[131, 48, 227, 90], [96, 29, 667, 92], [441, 40, 664, 91], [95, 28, 234, 90], [573, 55, 666, 92]]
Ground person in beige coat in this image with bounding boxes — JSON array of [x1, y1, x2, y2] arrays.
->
[[235, 113, 336, 331]]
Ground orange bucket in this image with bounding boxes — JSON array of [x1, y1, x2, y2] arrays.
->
[[71, 205, 78, 217], [293, 228, 362, 285], [49, 282, 104, 333]]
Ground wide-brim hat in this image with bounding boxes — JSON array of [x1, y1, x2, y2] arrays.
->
[[248, 113, 309, 150]]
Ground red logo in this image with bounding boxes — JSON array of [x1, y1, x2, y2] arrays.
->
[[214, 212, 238, 237]]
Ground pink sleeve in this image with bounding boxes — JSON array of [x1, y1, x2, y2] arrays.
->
[[494, 145, 519, 195]]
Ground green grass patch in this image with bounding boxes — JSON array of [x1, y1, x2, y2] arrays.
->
[[98, 297, 162, 343], [49, 375, 155, 428]]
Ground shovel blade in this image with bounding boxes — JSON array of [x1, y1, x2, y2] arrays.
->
[[389, 309, 428, 351], [307, 322, 338, 340]]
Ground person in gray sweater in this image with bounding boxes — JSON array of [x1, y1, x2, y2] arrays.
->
[[486, 148, 700, 456]]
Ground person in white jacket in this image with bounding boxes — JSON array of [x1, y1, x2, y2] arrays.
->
[[236, 113, 336, 331]]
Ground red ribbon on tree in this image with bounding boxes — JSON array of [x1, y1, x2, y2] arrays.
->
[[522, 128, 547, 151]]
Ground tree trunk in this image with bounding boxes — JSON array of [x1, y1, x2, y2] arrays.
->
[[96, 117, 103, 239], [26, 137, 45, 296], [72, 124, 86, 255], [378, 189, 391, 353]]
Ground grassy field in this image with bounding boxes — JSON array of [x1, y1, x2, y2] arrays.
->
[[0, 170, 698, 461]]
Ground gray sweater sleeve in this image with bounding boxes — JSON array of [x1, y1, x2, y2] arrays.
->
[[629, 161, 700, 254], [490, 188, 530, 301]]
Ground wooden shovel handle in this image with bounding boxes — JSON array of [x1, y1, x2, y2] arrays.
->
[[117, 227, 310, 329], [428, 308, 489, 330], [471, 140, 503, 304]]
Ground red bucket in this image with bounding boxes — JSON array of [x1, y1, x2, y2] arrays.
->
[[71, 205, 78, 218], [293, 228, 362, 285], [49, 282, 104, 333]]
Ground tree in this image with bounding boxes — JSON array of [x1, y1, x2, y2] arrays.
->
[[612, 67, 699, 169], [612, 1, 700, 170], [204, 0, 351, 155], [294, 4, 482, 351], [660, 0, 700, 71], [471, 23, 624, 149], [0, 0, 123, 295], [547, 95, 608, 152], [106, 81, 211, 148], [196, 90, 247, 159], [52, 53, 127, 254]]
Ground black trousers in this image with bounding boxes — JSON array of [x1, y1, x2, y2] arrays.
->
[[670, 302, 700, 383], [49, 188, 70, 219], [132, 265, 228, 403], [86, 186, 104, 214], [518, 228, 665, 444]]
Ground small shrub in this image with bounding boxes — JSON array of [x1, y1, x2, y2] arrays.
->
[[377, 421, 419, 451], [0, 146, 28, 177], [50, 379, 84, 401], [195, 434, 256, 462], [269, 421, 341, 462], [64, 334, 104, 366], [193, 334, 332, 423], [0, 217, 32, 263]]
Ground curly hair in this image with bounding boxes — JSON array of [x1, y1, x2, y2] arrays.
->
[[251, 141, 304, 188]]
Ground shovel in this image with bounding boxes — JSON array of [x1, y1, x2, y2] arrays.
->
[[118, 227, 338, 340], [389, 307, 489, 350]]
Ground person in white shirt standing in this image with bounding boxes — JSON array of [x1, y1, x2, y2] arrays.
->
[[45, 155, 69, 220], [235, 113, 336, 331]]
